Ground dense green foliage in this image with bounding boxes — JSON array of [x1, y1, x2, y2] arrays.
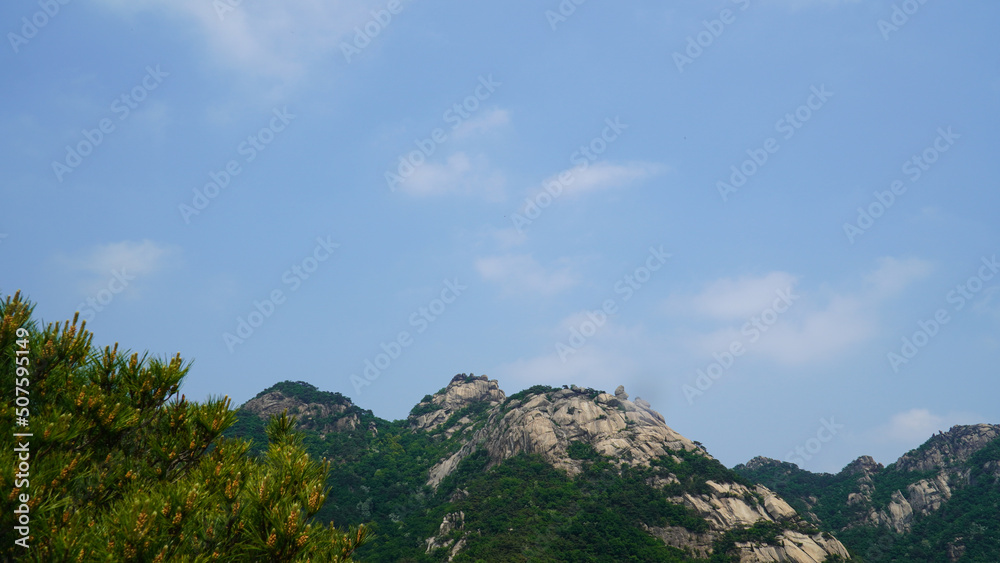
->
[[0, 292, 367, 562], [224, 404, 270, 457]]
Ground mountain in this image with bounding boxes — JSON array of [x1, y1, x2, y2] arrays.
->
[[735, 425, 1000, 562], [227, 376, 853, 562]]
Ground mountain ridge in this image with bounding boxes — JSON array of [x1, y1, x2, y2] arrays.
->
[[735, 424, 1000, 561], [226, 376, 999, 561], [228, 376, 866, 562]]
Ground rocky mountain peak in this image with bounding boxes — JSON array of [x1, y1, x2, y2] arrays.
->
[[843, 455, 884, 477], [895, 423, 1000, 473], [426, 383, 707, 488], [408, 374, 505, 432], [240, 381, 360, 434], [740, 456, 786, 472]]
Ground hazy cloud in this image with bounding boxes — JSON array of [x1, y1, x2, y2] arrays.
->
[[57, 239, 180, 296], [556, 161, 662, 197], [670, 257, 933, 366], [396, 152, 505, 200], [476, 254, 577, 296], [873, 409, 983, 444], [864, 256, 934, 297], [95, 0, 386, 81], [452, 108, 510, 140]]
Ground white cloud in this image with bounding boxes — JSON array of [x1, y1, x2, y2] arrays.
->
[[750, 295, 876, 364], [74, 239, 178, 277], [95, 0, 385, 82], [58, 239, 180, 296], [452, 108, 510, 140], [669, 257, 933, 366], [883, 409, 944, 443], [396, 152, 504, 201], [475, 254, 577, 296], [552, 161, 662, 197], [874, 409, 983, 444], [672, 272, 799, 320], [864, 256, 934, 297]]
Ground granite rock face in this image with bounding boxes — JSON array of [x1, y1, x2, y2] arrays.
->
[[409, 374, 505, 433], [419, 379, 852, 563], [738, 531, 851, 563], [427, 384, 702, 487]]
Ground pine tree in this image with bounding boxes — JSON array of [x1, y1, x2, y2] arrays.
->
[[1, 291, 369, 561]]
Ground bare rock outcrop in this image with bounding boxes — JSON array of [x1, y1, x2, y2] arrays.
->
[[843, 455, 883, 477], [906, 473, 952, 514], [425, 511, 466, 562], [642, 524, 716, 559], [409, 374, 504, 433], [240, 387, 358, 433], [427, 385, 701, 487], [896, 424, 1000, 473], [671, 481, 850, 561], [738, 530, 851, 563], [873, 490, 913, 533]]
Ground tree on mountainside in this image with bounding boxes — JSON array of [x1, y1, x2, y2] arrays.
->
[[1, 291, 368, 561]]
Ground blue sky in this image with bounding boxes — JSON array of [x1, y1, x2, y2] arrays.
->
[[2, 0, 998, 474]]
